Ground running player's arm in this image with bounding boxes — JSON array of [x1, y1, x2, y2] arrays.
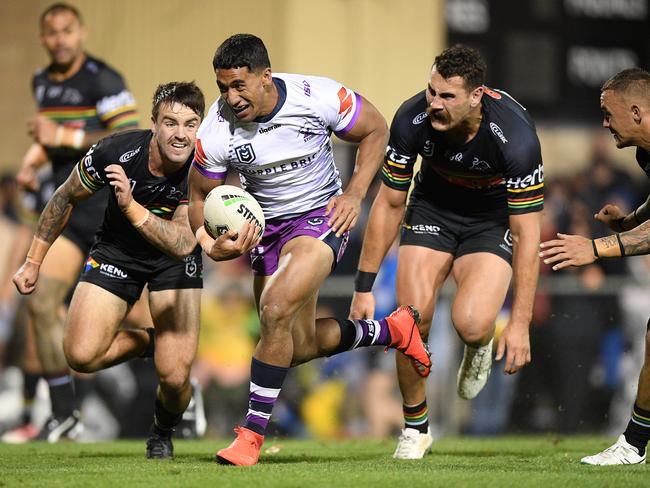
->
[[12, 169, 93, 294], [103, 164, 194, 260], [188, 165, 259, 262], [328, 96, 389, 236]]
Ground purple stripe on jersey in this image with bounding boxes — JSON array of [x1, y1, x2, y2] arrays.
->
[[191, 162, 227, 180], [334, 93, 362, 136], [250, 392, 276, 404]]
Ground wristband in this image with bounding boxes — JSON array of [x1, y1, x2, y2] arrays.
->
[[54, 126, 64, 147], [72, 129, 85, 150], [616, 233, 626, 257], [26, 237, 51, 265], [354, 270, 377, 293], [591, 240, 599, 259]]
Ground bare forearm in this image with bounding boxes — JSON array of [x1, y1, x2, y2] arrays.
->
[[510, 232, 540, 326], [346, 131, 387, 199], [618, 221, 650, 255], [35, 187, 75, 243], [136, 212, 197, 259], [358, 199, 404, 272]]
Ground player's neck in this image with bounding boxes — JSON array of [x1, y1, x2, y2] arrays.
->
[[258, 80, 279, 118], [48, 52, 87, 83]]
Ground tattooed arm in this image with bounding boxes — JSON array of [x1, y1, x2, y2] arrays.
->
[[105, 164, 196, 260], [539, 220, 650, 271], [12, 170, 92, 294]]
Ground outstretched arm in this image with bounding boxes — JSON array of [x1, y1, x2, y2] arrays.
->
[[12, 169, 92, 294], [327, 96, 388, 237], [105, 164, 195, 260]]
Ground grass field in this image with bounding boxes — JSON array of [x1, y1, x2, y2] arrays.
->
[[1, 436, 647, 487]]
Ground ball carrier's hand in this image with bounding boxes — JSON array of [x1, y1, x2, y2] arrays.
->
[[196, 221, 261, 261]]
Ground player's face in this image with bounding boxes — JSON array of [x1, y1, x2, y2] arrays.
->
[[40, 11, 86, 68], [152, 102, 201, 164], [215, 67, 272, 122], [425, 68, 482, 132], [600, 90, 637, 149]]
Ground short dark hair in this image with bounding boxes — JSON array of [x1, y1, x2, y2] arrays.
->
[[40, 2, 83, 28], [602, 68, 650, 100], [152, 81, 205, 121], [212, 34, 271, 72], [433, 44, 486, 90]]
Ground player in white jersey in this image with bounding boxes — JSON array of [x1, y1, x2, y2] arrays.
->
[[189, 34, 431, 466]]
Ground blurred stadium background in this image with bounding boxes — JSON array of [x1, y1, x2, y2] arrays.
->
[[0, 0, 650, 443]]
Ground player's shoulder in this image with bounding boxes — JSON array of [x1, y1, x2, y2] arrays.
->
[[482, 87, 540, 157], [276, 72, 351, 104], [82, 54, 123, 78], [95, 129, 149, 159]]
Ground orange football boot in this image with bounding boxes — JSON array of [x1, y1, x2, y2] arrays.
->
[[216, 426, 264, 466], [386, 305, 432, 377]]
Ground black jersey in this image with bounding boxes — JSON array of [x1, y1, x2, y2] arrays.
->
[[76, 130, 193, 261], [32, 54, 138, 187], [382, 87, 544, 218]]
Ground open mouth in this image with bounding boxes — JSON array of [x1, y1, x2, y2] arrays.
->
[[231, 104, 250, 118]]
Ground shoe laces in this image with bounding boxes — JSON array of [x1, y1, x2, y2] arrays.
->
[[467, 346, 490, 378], [395, 430, 419, 456]]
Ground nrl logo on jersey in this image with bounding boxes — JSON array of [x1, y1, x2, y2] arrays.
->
[[234, 143, 256, 164], [490, 122, 508, 144], [119, 147, 141, 163]]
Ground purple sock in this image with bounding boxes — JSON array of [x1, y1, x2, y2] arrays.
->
[[244, 358, 289, 436]]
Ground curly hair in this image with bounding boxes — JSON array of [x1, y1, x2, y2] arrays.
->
[[433, 44, 486, 90]]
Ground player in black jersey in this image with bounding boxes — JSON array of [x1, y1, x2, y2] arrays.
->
[[541, 68, 650, 465], [13, 81, 205, 459], [12, 3, 138, 442], [350, 45, 544, 459]]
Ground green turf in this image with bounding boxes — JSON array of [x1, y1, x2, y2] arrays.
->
[[0, 436, 647, 487]]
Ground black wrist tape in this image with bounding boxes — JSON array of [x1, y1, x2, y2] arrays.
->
[[354, 270, 377, 292]]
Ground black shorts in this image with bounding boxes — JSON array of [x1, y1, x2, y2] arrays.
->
[[62, 189, 109, 255], [400, 198, 513, 264], [78, 244, 203, 305]]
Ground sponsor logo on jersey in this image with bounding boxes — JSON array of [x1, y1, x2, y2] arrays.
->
[[259, 124, 281, 134], [387, 146, 411, 164], [99, 263, 128, 279], [61, 88, 83, 104], [307, 218, 324, 226], [412, 112, 428, 125], [337, 86, 354, 117], [166, 187, 184, 201], [506, 163, 544, 190], [302, 80, 311, 97], [483, 87, 502, 100], [490, 122, 508, 144], [119, 146, 141, 163], [404, 224, 441, 235], [448, 151, 463, 163], [96, 90, 136, 115], [84, 257, 100, 273], [234, 143, 256, 163]]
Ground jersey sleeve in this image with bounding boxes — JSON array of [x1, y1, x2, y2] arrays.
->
[[75, 136, 114, 193], [308, 76, 362, 136], [381, 105, 420, 191], [192, 102, 229, 181], [503, 136, 544, 215], [94, 68, 139, 130]]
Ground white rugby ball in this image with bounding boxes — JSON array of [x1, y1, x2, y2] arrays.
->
[[203, 185, 265, 239]]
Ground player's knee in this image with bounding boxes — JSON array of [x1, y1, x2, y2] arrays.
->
[[158, 368, 190, 394], [63, 342, 101, 373], [259, 301, 295, 333], [453, 314, 492, 346]]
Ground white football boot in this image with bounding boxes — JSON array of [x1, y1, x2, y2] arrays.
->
[[392, 427, 434, 460], [580, 435, 646, 465], [456, 338, 494, 400]]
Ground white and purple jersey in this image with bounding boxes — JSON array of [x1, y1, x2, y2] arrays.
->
[[193, 73, 362, 220]]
